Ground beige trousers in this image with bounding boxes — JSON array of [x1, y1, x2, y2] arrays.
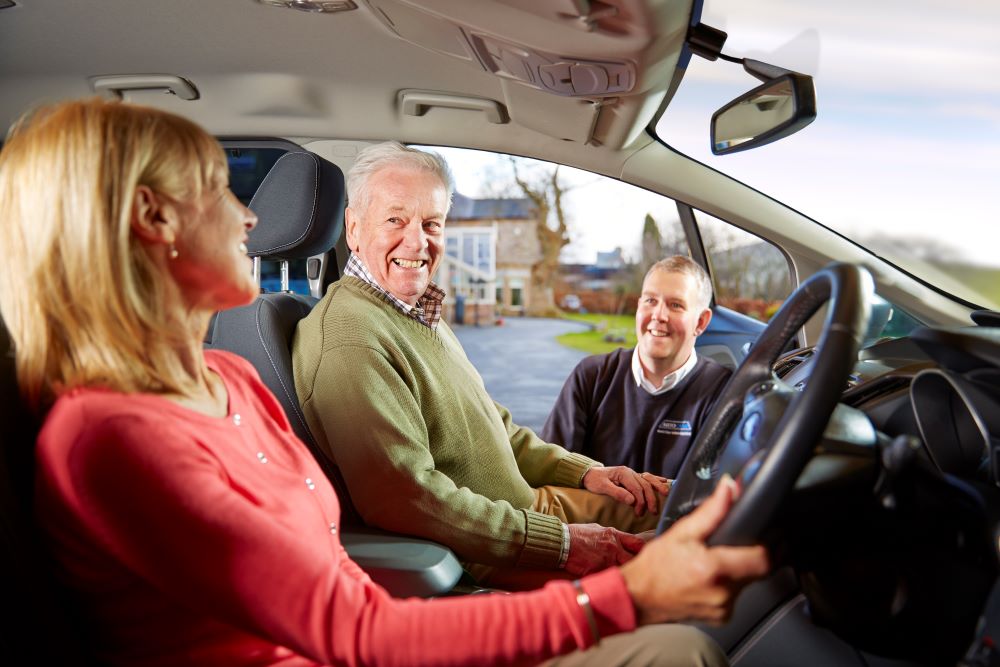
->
[[531, 484, 664, 533], [543, 624, 728, 667]]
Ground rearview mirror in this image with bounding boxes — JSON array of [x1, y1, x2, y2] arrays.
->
[[711, 72, 816, 155]]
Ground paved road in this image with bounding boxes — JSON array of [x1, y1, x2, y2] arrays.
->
[[453, 317, 590, 434]]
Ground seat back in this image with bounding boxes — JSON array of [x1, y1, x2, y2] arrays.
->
[[206, 150, 463, 596], [1, 318, 97, 664], [203, 150, 361, 520]]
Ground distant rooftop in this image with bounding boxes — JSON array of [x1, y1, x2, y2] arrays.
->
[[595, 247, 626, 269], [449, 192, 534, 220]]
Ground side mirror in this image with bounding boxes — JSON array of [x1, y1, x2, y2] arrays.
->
[[711, 70, 816, 155]]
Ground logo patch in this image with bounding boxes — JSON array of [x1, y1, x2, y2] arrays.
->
[[656, 419, 692, 436]]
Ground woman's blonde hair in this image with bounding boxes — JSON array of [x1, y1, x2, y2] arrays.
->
[[0, 98, 228, 411]]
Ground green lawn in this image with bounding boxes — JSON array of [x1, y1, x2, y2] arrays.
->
[[557, 313, 637, 355]]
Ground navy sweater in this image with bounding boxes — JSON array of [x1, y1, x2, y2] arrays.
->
[[541, 348, 732, 479]]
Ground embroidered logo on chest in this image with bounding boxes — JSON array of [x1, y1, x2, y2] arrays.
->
[[656, 419, 693, 436]]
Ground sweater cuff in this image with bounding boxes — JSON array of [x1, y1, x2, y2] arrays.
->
[[553, 452, 601, 488], [577, 567, 637, 641], [516, 510, 565, 569]]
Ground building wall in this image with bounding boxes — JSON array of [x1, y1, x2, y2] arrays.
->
[[495, 219, 542, 266], [446, 216, 541, 319]]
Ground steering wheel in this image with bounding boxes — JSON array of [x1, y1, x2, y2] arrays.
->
[[656, 263, 874, 545]]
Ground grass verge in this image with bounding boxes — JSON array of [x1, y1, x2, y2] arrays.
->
[[557, 313, 636, 355]]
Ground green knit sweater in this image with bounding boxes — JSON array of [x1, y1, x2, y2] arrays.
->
[[292, 277, 599, 569]]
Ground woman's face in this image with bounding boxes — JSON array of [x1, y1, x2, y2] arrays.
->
[[169, 182, 259, 314]]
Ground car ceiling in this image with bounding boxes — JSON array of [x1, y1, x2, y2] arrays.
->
[[0, 0, 695, 173]]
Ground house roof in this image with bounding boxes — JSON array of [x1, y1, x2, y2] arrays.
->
[[449, 192, 535, 220]]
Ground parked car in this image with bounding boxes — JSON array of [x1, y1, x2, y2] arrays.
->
[[1, 1, 998, 665], [560, 294, 583, 312]]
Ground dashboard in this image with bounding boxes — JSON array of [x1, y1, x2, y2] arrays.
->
[[767, 322, 1000, 662], [776, 325, 1000, 485]]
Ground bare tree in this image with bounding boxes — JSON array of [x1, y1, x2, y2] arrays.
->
[[623, 213, 688, 296], [508, 158, 572, 316]]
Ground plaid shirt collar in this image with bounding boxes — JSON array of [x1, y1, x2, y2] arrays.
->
[[344, 254, 445, 330]]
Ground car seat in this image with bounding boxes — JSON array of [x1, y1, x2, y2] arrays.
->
[[205, 150, 462, 597], [1, 318, 99, 664], [203, 149, 357, 516]]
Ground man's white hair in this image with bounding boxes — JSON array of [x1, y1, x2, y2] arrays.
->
[[347, 141, 455, 217]]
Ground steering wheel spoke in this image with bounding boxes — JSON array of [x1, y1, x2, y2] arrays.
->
[[657, 263, 874, 545]]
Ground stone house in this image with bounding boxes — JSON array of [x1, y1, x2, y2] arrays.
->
[[438, 192, 541, 324]]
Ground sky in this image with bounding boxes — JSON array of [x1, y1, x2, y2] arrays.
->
[[435, 0, 1000, 279], [660, 0, 1000, 269]]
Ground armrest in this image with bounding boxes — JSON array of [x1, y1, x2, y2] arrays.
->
[[340, 527, 463, 598]]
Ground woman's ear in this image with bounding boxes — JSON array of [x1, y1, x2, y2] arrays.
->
[[130, 185, 178, 246]]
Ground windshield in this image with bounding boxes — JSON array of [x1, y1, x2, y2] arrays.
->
[[654, 0, 1000, 311]]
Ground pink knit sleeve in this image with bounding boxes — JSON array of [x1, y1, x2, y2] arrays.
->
[[37, 397, 636, 666]]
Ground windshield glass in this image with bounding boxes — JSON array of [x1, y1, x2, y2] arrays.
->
[[654, 0, 1000, 310]]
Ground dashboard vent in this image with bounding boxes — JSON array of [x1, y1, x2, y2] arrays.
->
[[842, 375, 911, 408], [774, 349, 813, 378]]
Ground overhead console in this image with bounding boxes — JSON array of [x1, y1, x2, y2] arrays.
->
[[362, 0, 690, 145], [460, 30, 635, 98]]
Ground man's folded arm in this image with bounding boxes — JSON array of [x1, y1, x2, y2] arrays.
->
[[495, 401, 600, 490]]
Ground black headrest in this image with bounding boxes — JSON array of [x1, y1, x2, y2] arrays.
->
[[246, 151, 345, 260]]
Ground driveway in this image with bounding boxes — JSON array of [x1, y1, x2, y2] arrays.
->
[[453, 317, 590, 434]]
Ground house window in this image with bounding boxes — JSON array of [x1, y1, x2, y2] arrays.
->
[[444, 227, 497, 304], [477, 234, 491, 272], [463, 236, 475, 266], [509, 278, 525, 307], [449, 230, 494, 274]]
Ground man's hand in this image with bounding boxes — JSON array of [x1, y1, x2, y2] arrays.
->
[[581, 465, 671, 517], [564, 523, 646, 576], [619, 476, 770, 626]]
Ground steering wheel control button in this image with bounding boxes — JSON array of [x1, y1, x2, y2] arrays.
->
[[746, 381, 776, 403], [737, 450, 767, 487], [696, 464, 712, 480], [742, 411, 763, 442]]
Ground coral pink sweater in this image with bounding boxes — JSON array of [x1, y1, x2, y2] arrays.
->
[[35, 350, 636, 666]]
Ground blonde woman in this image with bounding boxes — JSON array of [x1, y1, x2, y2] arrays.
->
[[0, 98, 767, 666]]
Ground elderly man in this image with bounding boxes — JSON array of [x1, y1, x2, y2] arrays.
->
[[542, 257, 732, 480], [292, 142, 671, 584]]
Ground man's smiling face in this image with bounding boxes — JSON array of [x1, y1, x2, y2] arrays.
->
[[345, 165, 448, 306], [635, 268, 710, 378]]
